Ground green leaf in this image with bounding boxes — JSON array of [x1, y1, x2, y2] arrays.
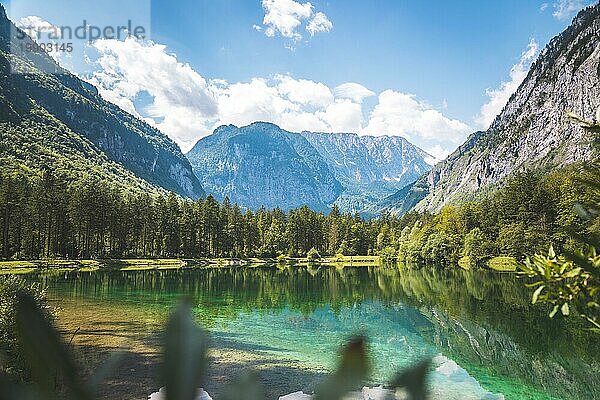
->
[[549, 304, 560, 318], [15, 291, 93, 400], [532, 285, 544, 304], [314, 336, 371, 400], [561, 302, 570, 316], [562, 267, 583, 279], [548, 245, 556, 259], [389, 359, 431, 400], [164, 300, 209, 400]]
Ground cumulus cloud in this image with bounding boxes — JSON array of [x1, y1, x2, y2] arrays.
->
[[276, 75, 334, 107], [364, 90, 471, 142], [88, 37, 218, 150], [475, 39, 538, 129], [213, 78, 294, 127], [334, 82, 375, 103], [257, 0, 332, 43], [17, 16, 58, 41], [320, 99, 364, 133], [306, 12, 333, 36], [261, 0, 312, 40], [552, 0, 592, 20], [86, 38, 470, 155], [15, 16, 70, 64], [362, 90, 471, 161], [424, 145, 451, 165]]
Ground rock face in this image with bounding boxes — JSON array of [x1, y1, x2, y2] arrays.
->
[[0, 5, 204, 199], [383, 3, 600, 214], [187, 123, 432, 212], [187, 123, 343, 211], [301, 132, 432, 212]]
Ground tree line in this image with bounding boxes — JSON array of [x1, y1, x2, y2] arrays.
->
[[0, 162, 592, 263], [0, 169, 383, 260], [387, 167, 593, 268]]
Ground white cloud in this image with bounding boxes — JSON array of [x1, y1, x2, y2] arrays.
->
[[552, 0, 591, 20], [540, 3, 549, 11], [334, 82, 375, 103], [261, 0, 313, 40], [306, 12, 333, 36], [424, 145, 451, 165], [17, 16, 58, 41], [88, 37, 218, 151], [362, 90, 470, 160], [276, 75, 334, 107], [16, 16, 69, 64], [320, 99, 364, 133], [475, 39, 539, 129], [86, 38, 470, 155], [363, 90, 471, 144], [213, 78, 294, 128], [257, 0, 332, 43]]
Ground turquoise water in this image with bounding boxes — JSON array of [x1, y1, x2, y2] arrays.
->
[[32, 266, 600, 399]]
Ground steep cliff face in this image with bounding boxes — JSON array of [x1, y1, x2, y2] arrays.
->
[[187, 123, 343, 211], [384, 4, 600, 214], [0, 6, 204, 198]]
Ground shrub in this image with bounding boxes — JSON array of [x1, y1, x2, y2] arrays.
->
[[306, 247, 321, 262], [378, 246, 397, 265]]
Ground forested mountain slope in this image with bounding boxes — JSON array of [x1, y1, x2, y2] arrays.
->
[[0, 5, 204, 198], [382, 3, 600, 215]]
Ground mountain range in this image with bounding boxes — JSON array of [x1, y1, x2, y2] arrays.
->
[[1, 2, 598, 217], [186, 123, 432, 211]]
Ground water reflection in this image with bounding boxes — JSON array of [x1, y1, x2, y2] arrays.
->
[[33, 266, 600, 399]]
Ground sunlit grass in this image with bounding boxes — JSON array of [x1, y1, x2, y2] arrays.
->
[[488, 256, 518, 272]]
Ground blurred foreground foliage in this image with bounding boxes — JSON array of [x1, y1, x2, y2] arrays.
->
[[0, 276, 52, 382], [519, 106, 600, 332], [0, 294, 430, 400]]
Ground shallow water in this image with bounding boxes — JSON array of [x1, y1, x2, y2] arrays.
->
[[30, 266, 600, 400]]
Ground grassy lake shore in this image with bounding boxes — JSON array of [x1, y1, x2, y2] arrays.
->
[[0, 256, 383, 274], [0, 254, 519, 274]]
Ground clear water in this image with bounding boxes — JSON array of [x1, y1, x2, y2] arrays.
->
[[30, 266, 600, 400]]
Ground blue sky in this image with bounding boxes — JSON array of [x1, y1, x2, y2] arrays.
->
[[3, 0, 595, 158]]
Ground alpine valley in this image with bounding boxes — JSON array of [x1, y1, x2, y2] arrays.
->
[[374, 3, 600, 215], [1, 2, 600, 400]]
